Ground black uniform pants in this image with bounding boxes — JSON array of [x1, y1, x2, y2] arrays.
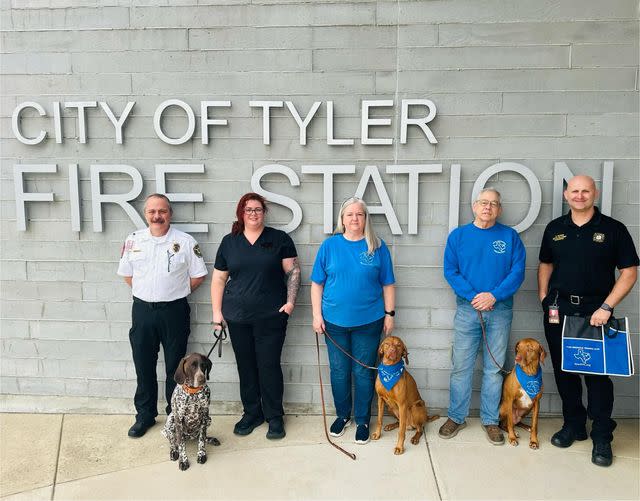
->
[[129, 296, 190, 423], [227, 313, 288, 421], [542, 297, 616, 443]]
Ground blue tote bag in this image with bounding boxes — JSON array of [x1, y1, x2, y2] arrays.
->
[[561, 316, 634, 377]]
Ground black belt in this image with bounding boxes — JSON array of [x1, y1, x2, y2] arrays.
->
[[133, 296, 185, 309], [557, 292, 604, 306]]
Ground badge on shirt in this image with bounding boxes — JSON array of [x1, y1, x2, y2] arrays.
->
[[593, 233, 605, 243], [194, 244, 203, 258], [552, 233, 566, 241], [172, 242, 180, 253]]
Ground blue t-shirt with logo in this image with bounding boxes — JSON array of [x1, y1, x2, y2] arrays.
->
[[311, 234, 395, 327], [443, 222, 525, 302]]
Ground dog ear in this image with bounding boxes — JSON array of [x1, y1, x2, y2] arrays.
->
[[514, 340, 520, 354], [539, 345, 547, 365], [403, 345, 409, 366], [205, 357, 212, 380], [378, 341, 385, 357], [174, 357, 188, 384]]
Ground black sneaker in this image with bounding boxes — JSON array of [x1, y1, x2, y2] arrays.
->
[[233, 414, 264, 436], [266, 417, 286, 440], [550, 427, 588, 448], [127, 419, 155, 438], [591, 441, 613, 467], [355, 424, 369, 444], [329, 417, 351, 437]]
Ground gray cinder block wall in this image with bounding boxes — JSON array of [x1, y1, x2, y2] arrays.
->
[[1, 1, 638, 417]]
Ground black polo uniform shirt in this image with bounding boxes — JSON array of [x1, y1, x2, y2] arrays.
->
[[539, 207, 639, 309], [214, 226, 297, 322]]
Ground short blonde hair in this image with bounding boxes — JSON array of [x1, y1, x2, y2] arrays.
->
[[334, 197, 380, 255]]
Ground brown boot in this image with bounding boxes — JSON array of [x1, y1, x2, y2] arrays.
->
[[483, 424, 505, 445], [438, 418, 466, 439]]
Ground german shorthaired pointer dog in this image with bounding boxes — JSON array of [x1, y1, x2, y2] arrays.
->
[[162, 353, 220, 470]]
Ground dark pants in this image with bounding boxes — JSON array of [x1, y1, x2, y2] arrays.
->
[[227, 313, 288, 421], [542, 296, 616, 443], [129, 296, 190, 424]]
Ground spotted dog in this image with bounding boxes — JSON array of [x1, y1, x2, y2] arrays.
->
[[162, 353, 220, 470]]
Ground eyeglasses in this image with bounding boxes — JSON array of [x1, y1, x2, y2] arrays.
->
[[475, 200, 500, 208], [244, 207, 264, 215]]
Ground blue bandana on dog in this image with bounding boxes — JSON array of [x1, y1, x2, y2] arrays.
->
[[378, 360, 405, 391], [515, 365, 542, 399]]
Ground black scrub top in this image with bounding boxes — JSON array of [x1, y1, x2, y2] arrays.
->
[[539, 207, 639, 298], [214, 226, 297, 322]]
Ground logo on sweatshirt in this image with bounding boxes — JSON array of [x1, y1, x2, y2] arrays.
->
[[492, 240, 506, 254]]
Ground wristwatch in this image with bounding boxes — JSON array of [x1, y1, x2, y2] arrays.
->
[[385, 310, 396, 317], [600, 303, 613, 312]]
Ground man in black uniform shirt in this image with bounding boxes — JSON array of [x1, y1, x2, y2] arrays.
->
[[538, 175, 638, 467]]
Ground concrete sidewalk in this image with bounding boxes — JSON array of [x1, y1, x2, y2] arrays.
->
[[0, 414, 638, 500]]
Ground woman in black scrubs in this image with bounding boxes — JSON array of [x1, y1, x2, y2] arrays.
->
[[211, 193, 301, 439]]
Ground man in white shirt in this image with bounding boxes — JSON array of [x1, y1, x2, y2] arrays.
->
[[118, 194, 208, 437]]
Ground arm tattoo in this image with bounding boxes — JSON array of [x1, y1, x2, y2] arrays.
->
[[285, 257, 301, 305]]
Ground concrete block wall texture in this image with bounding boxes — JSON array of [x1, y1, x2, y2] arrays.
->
[[1, 0, 639, 417]]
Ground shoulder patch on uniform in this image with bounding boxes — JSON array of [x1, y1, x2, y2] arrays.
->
[[552, 233, 566, 241], [194, 244, 203, 258], [593, 232, 605, 243]]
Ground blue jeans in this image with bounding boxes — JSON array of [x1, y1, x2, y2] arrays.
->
[[448, 297, 513, 426], [324, 318, 384, 426]]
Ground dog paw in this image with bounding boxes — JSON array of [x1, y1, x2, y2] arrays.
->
[[197, 453, 207, 464], [394, 447, 404, 455], [169, 449, 179, 461], [370, 431, 381, 440], [529, 441, 539, 450], [179, 459, 190, 471], [410, 436, 421, 445], [508, 438, 519, 446], [206, 436, 221, 446], [384, 423, 399, 432]]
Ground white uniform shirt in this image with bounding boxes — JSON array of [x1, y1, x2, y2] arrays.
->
[[117, 227, 208, 302]]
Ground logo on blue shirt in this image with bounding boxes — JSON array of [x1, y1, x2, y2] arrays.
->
[[359, 251, 375, 266], [492, 240, 507, 254]]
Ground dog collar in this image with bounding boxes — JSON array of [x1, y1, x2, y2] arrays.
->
[[378, 360, 405, 391], [182, 384, 204, 395], [515, 365, 542, 399]]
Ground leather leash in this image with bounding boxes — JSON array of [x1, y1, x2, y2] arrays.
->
[[477, 311, 510, 376], [207, 322, 228, 359], [321, 328, 377, 371], [315, 331, 356, 460]]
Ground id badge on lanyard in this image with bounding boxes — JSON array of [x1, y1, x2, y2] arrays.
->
[[548, 291, 560, 324]]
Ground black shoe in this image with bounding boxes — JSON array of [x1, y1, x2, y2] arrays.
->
[[550, 427, 588, 448], [128, 419, 155, 438], [329, 417, 351, 437], [592, 441, 613, 467], [233, 414, 264, 436], [266, 417, 286, 440]]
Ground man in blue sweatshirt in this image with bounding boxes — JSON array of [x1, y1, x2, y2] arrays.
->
[[440, 188, 526, 445]]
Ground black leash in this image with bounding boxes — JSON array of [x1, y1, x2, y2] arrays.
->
[[477, 311, 510, 376], [207, 322, 228, 359]]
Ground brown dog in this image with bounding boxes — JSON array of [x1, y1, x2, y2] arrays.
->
[[371, 336, 439, 455], [499, 338, 546, 449]]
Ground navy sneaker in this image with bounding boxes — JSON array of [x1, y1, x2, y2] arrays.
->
[[355, 424, 369, 444], [329, 417, 351, 437]]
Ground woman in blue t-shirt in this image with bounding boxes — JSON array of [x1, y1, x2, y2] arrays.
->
[[310, 197, 396, 445]]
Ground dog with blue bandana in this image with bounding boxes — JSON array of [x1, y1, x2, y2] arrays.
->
[[371, 336, 439, 455], [499, 338, 546, 449]]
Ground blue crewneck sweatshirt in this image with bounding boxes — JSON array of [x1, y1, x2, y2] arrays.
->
[[443, 222, 526, 302]]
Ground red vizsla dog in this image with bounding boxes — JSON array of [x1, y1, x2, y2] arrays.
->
[[371, 336, 439, 455], [499, 338, 546, 449]]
